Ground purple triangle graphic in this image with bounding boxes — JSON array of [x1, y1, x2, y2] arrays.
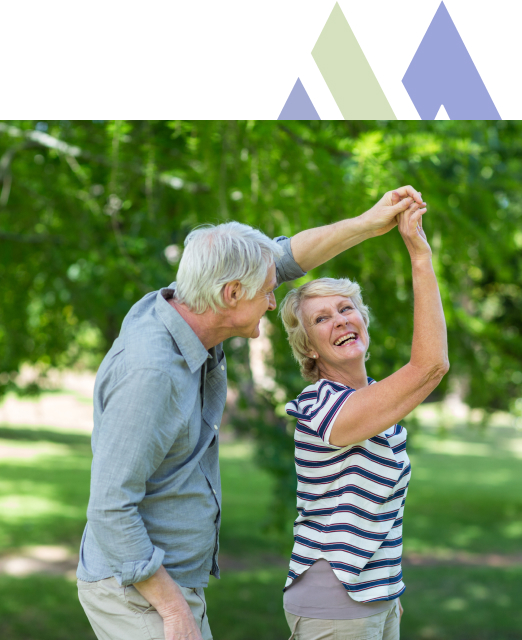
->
[[278, 78, 320, 120], [403, 2, 500, 120]]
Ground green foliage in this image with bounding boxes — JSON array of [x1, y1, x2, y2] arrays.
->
[[1, 120, 521, 521]]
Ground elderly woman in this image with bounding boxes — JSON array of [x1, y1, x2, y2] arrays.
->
[[279, 202, 449, 640]]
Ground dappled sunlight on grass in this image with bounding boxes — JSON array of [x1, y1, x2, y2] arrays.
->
[[401, 567, 522, 640], [0, 432, 91, 554], [415, 438, 493, 457], [410, 413, 522, 459], [405, 451, 522, 556], [0, 494, 85, 522], [0, 424, 92, 448], [219, 446, 292, 559], [0, 575, 96, 640], [206, 567, 289, 640], [219, 440, 254, 460], [0, 424, 521, 639]]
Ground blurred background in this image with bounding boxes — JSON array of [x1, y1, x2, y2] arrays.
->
[[0, 120, 521, 640]]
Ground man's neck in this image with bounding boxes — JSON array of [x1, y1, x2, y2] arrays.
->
[[168, 299, 233, 351]]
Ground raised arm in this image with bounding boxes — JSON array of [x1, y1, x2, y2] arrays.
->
[[290, 186, 425, 272], [329, 203, 449, 447]]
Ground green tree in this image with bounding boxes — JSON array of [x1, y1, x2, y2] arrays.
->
[[1, 120, 521, 519]]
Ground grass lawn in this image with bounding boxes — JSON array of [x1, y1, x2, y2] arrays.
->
[[0, 419, 521, 639]]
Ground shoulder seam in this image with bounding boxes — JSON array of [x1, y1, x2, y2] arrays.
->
[[119, 367, 183, 411]]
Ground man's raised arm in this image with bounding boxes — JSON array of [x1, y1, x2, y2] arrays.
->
[[290, 185, 426, 272]]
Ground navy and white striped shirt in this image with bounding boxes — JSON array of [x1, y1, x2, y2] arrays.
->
[[284, 378, 411, 603]]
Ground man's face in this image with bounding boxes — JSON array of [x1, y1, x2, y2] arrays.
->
[[232, 263, 277, 339]]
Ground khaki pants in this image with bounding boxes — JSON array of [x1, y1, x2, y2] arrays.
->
[[78, 577, 213, 640], [285, 599, 400, 640]]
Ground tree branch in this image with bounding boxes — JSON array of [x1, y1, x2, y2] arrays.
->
[[0, 122, 209, 193], [278, 125, 352, 159], [0, 231, 63, 244]]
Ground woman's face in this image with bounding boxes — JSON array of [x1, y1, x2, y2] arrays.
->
[[301, 295, 369, 370]]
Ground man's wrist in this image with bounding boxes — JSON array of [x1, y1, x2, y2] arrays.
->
[[134, 565, 188, 617], [343, 214, 375, 240], [156, 595, 192, 620], [355, 210, 382, 238]]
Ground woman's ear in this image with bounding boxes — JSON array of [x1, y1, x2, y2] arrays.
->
[[222, 280, 242, 308]]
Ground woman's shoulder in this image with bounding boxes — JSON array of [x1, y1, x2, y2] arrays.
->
[[310, 376, 376, 394], [285, 378, 353, 415], [308, 377, 354, 393]]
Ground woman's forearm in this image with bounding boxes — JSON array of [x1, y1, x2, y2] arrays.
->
[[330, 259, 449, 446], [409, 258, 449, 375], [329, 207, 449, 448]]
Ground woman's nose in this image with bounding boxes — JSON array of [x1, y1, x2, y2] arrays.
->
[[334, 312, 347, 326], [268, 292, 276, 311]]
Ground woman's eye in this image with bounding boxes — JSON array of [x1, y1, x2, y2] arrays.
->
[[341, 306, 353, 313], [315, 317, 325, 324]]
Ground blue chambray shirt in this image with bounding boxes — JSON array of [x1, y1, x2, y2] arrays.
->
[[77, 237, 305, 588]]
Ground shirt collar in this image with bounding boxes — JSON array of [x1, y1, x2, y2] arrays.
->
[[155, 283, 211, 374]]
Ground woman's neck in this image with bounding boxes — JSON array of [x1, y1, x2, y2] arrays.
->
[[317, 361, 369, 390]]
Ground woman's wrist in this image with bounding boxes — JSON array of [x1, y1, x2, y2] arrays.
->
[[410, 254, 433, 265]]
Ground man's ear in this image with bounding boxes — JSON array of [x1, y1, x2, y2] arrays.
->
[[222, 280, 242, 308]]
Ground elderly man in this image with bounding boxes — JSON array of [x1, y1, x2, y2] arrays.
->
[[77, 186, 424, 640]]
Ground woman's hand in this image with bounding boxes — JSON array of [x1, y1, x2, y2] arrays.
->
[[397, 201, 431, 261]]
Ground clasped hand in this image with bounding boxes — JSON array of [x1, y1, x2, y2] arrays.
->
[[360, 185, 425, 237], [396, 198, 432, 261]]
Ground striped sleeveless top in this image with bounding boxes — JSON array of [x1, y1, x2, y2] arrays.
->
[[284, 377, 411, 603]]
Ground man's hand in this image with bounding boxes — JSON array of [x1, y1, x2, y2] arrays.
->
[[289, 185, 426, 272], [359, 185, 426, 237], [134, 566, 203, 640], [162, 610, 204, 640]]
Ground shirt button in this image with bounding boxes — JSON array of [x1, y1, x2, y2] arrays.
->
[[214, 424, 218, 430], [213, 489, 217, 495], [220, 365, 225, 371]]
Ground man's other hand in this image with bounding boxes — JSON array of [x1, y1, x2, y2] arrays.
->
[[162, 610, 204, 640], [134, 566, 204, 640]]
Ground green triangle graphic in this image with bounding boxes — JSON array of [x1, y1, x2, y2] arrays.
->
[[312, 3, 396, 119]]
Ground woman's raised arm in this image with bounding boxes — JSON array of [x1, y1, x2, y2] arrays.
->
[[330, 203, 449, 447]]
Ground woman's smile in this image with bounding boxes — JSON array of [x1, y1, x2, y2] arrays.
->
[[332, 332, 359, 347]]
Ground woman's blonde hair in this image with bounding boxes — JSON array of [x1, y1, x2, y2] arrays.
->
[[279, 277, 370, 383]]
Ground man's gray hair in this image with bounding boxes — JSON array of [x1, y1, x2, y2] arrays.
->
[[279, 277, 370, 383], [176, 222, 284, 314]]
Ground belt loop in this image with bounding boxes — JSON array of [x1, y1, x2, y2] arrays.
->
[[287, 615, 301, 640]]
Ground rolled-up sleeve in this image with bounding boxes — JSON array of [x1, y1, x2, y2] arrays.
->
[[87, 368, 180, 586], [274, 236, 307, 285]]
